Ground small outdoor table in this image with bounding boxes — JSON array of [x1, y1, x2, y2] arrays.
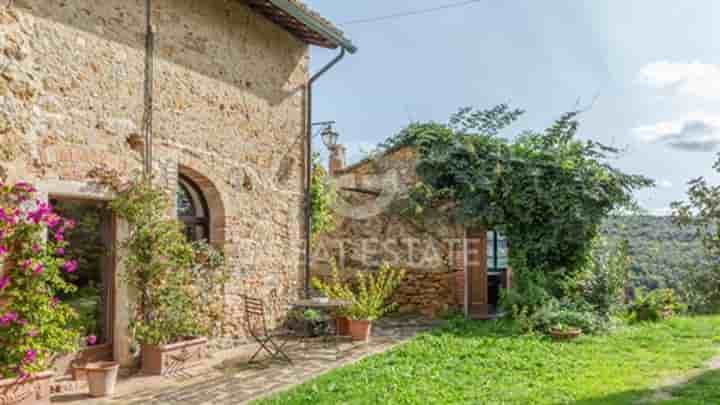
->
[[292, 299, 349, 337], [293, 298, 349, 311]]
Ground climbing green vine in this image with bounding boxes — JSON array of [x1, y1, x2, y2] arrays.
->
[[89, 168, 227, 345], [310, 153, 337, 243], [383, 105, 653, 282]]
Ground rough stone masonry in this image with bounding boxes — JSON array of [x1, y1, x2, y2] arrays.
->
[[0, 0, 312, 363]]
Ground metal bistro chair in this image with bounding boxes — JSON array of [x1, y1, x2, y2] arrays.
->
[[243, 294, 294, 364]]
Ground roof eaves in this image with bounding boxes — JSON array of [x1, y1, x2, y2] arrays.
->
[[267, 0, 357, 53]]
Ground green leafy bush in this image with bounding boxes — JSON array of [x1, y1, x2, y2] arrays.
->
[[501, 261, 555, 320], [564, 237, 631, 318], [517, 298, 606, 334], [629, 288, 682, 322]]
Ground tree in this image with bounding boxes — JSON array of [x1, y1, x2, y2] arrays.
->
[[671, 156, 720, 312]]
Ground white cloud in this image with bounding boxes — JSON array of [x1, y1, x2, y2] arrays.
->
[[638, 61, 720, 100], [633, 113, 720, 151]]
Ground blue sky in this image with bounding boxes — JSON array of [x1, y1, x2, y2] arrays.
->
[[305, 0, 720, 214]]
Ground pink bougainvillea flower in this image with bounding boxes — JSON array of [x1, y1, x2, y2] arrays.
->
[[45, 214, 62, 229], [27, 202, 52, 224], [55, 232, 64, 242], [21, 259, 33, 270], [22, 350, 37, 364], [0, 208, 17, 225], [56, 247, 65, 256], [14, 182, 37, 194], [0, 312, 19, 327], [0, 275, 10, 291], [0, 246, 7, 256], [65, 219, 76, 230], [33, 263, 45, 275], [86, 335, 98, 346], [13, 367, 29, 384], [63, 260, 78, 273], [32, 244, 41, 254]]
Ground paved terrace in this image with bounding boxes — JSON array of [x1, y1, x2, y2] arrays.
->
[[51, 317, 443, 405]]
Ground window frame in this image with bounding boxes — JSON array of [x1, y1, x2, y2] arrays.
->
[[178, 174, 211, 243], [487, 230, 508, 273]]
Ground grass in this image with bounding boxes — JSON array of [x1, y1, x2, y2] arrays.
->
[[256, 315, 720, 404]]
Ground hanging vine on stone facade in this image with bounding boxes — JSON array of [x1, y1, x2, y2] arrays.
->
[[88, 167, 227, 345], [382, 105, 654, 282], [310, 153, 337, 244]]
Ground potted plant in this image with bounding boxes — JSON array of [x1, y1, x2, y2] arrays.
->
[[344, 264, 405, 342], [0, 181, 80, 404], [84, 361, 120, 398], [106, 178, 224, 376], [311, 261, 354, 337], [549, 323, 583, 341], [69, 335, 101, 381]]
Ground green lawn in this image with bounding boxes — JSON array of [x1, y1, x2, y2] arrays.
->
[[257, 316, 720, 404]]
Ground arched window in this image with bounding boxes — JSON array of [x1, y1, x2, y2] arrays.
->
[[177, 174, 210, 242]]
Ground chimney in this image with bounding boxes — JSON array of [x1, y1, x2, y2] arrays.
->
[[328, 144, 346, 176]]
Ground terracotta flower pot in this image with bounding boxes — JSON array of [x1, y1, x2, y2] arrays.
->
[[550, 328, 583, 342], [84, 362, 119, 398], [348, 319, 372, 342], [70, 365, 86, 382], [336, 316, 350, 336], [0, 371, 53, 405], [141, 337, 208, 376]]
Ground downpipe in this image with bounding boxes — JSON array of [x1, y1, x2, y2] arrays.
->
[[304, 48, 346, 296]]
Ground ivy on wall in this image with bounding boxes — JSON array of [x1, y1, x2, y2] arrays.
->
[[310, 153, 337, 244], [383, 105, 653, 281]]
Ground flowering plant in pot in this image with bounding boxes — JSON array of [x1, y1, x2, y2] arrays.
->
[[102, 174, 226, 375], [317, 263, 405, 342], [311, 261, 353, 336], [0, 180, 80, 404]]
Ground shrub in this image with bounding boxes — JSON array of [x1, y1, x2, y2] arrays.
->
[[313, 263, 405, 321], [673, 263, 720, 314], [0, 181, 80, 378], [501, 262, 555, 318], [563, 237, 631, 318], [518, 298, 606, 334], [629, 288, 683, 322]]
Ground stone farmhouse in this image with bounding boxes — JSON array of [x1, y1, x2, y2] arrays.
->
[[313, 144, 512, 319], [0, 0, 355, 367]]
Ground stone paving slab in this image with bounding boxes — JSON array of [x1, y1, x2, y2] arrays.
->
[[51, 317, 442, 405]]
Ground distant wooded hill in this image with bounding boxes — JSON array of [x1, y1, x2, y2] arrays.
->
[[601, 215, 705, 290]]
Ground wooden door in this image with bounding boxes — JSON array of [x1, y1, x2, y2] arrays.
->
[[466, 228, 490, 319], [99, 208, 115, 347]]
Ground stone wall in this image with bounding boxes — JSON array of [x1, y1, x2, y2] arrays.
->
[[0, 0, 309, 354], [312, 146, 468, 317]]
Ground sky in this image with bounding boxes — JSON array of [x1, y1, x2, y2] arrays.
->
[[305, 0, 720, 215]]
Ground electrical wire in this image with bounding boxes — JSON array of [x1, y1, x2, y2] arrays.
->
[[339, 0, 484, 26]]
